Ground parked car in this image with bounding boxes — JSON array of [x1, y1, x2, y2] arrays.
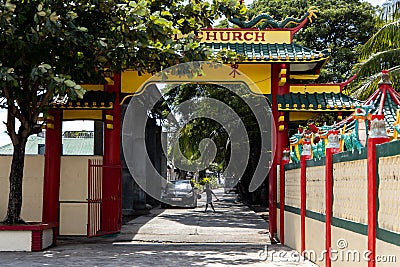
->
[[224, 177, 238, 194], [161, 180, 198, 208]]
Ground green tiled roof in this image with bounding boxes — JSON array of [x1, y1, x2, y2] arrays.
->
[[334, 87, 400, 132], [204, 42, 330, 63], [0, 135, 94, 155], [276, 92, 359, 111]]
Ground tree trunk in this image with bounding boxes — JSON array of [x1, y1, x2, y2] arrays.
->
[[3, 138, 28, 224]]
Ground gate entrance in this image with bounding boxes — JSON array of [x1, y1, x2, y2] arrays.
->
[[87, 159, 121, 237]]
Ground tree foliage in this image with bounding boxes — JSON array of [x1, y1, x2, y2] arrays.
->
[[0, 0, 243, 224], [350, 18, 400, 99], [163, 83, 263, 201], [246, 0, 378, 83]]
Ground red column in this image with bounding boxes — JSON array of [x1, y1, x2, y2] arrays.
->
[[325, 147, 339, 267], [270, 64, 289, 238], [300, 155, 308, 253], [104, 73, 121, 165], [42, 109, 62, 225], [367, 134, 389, 267], [102, 73, 122, 233], [300, 138, 311, 253], [279, 148, 290, 245]]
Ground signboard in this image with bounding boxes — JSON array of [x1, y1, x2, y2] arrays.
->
[[197, 29, 291, 44]]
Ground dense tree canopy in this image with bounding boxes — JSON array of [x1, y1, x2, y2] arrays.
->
[[0, 0, 244, 224], [246, 0, 378, 83]]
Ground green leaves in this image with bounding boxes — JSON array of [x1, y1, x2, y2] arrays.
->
[[0, 0, 243, 121], [349, 19, 400, 99], [358, 20, 400, 60], [248, 0, 378, 82]]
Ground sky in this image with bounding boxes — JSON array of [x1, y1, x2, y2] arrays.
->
[[0, 0, 391, 147]]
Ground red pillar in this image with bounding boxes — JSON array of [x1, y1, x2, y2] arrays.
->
[[300, 155, 307, 253], [102, 73, 122, 233], [300, 139, 311, 253], [42, 109, 62, 225], [104, 73, 121, 165], [279, 148, 290, 245], [367, 120, 389, 267], [325, 147, 339, 267], [270, 64, 289, 238]]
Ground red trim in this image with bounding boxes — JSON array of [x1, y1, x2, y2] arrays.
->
[[290, 18, 309, 39], [364, 88, 381, 106], [0, 222, 57, 231], [378, 86, 387, 115], [31, 230, 42, 251], [280, 159, 289, 245], [387, 87, 400, 106], [339, 75, 357, 92], [300, 155, 310, 253], [367, 137, 389, 267], [389, 86, 400, 98]]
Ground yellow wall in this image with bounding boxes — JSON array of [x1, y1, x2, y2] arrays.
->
[[63, 110, 102, 120], [121, 71, 152, 94], [81, 84, 104, 91], [238, 64, 271, 94], [290, 85, 341, 94], [121, 63, 271, 95], [0, 156, 44, 222], [289, 112, 316, 121]]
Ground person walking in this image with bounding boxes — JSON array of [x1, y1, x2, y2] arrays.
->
[[204, 183, 219, 213]]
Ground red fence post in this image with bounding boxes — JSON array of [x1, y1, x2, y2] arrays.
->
[[300, 139, 312, 253], [367, 115, 389, 267], [325, 130, 340, 267], [280, 148, 290, 245]]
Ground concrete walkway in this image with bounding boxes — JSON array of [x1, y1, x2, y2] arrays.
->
[[0, 188, 317, 266], [115, 188, 269, 244]]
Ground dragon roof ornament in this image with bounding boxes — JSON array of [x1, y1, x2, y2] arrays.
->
[[228, 6, 318, 30]]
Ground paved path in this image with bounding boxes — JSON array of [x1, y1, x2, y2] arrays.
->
[[115, 188, 269, 244], [0, 189, 317, 266]]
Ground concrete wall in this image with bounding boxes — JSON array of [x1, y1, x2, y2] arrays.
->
[[0, 155, 44, 222], [0, 155, 101, 236], [376, 239, 400, 266], [333, 159, 368, 224], [305, 217, 325, 267], [282, 146, 400, 267], [330, 226, 367, 267], [284, 211, 301, 253], [59, 156, 102, 236]]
